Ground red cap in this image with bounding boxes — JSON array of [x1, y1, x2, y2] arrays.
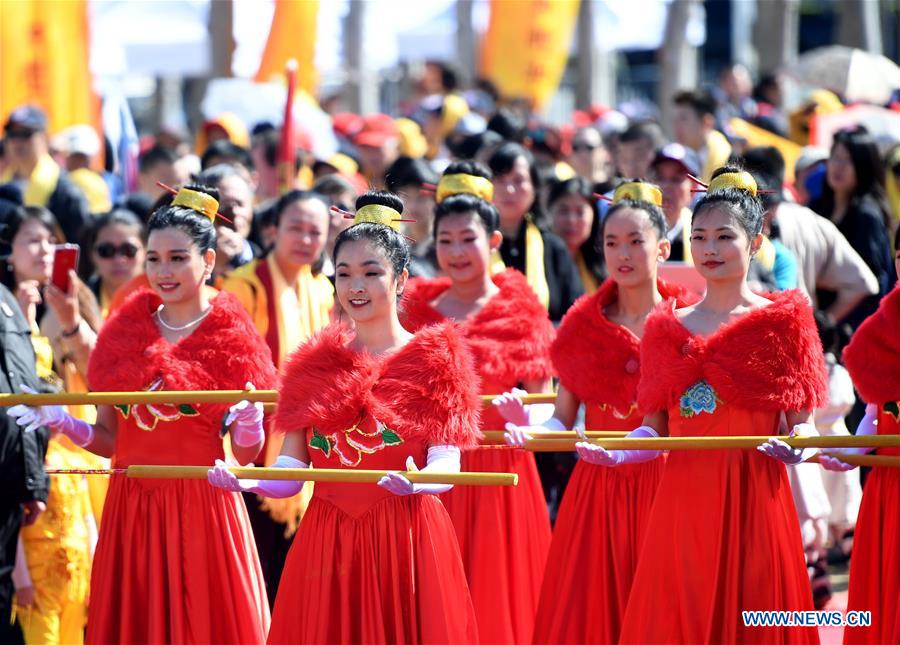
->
[[354, 114, 399, 148], [332, 112, 364, 139]]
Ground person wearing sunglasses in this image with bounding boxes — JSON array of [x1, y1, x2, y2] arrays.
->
[[86, 210, 146, 320], [566, 126, 614, 194]]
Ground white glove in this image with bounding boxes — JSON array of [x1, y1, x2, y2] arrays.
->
[[224, 382, 265, 447], [757, 422, 818, 465], [378, 445, 461, 496], [492, 388, 529, 426], [8, 385, 93, 446], [503, 417, 566, 447], [819, 403, 878, 471], [576, 425, 661, 466], [207, 454, 307, 497]]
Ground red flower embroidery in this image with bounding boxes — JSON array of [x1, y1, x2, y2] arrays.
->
[[115, 378, 199, 431], [309, 411, 403, 467]]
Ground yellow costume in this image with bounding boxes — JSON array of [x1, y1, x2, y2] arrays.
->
[[221, 255, 334, 534]]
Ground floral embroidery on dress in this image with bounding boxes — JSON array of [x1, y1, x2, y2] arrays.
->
[[884, 400, 900, 422], [679, 380, 721, 418], [114, 377, 199, 431], [594, 402, 639, 420], [309, 411, 404, 467]]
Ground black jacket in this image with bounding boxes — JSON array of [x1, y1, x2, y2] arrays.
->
[[499, 219, 584, 323], [0, 284, 49, 506]]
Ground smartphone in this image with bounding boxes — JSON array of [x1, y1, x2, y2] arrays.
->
[[51, 244, 80, 292]]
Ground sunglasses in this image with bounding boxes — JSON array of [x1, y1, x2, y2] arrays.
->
[[95, 242, 139, 259], [572, 143, 598, 152], [5, 129, 35, 140]]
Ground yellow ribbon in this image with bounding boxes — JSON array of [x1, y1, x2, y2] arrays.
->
[[575, 251, 599, 294], [436, 174, 494, 203], [489, 215, 550, 310]]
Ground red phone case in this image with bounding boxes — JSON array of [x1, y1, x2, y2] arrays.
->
[[51, 245, 80, 292]]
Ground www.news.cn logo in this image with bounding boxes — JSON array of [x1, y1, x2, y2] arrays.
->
[[742, 610, 872, 628]]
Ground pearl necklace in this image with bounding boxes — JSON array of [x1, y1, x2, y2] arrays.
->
[[155, 304, 211, 331]]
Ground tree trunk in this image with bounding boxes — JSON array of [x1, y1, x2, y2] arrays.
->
[[753, 0, 799, 73], [839, 0, 883, 54], [657, 0, 699, 138], [345, 0, 378, 114]]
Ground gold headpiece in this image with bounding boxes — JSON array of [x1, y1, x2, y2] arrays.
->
[[612, 182, 663, 207], [172, 187, 220, 221], [350, 204, 406, 232], [436, 173, 494, 203], [707, 171, 758, 197]]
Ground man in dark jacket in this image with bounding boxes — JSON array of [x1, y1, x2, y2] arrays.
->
[[1, 105, 91, 244], [0, 283, 49, 641]]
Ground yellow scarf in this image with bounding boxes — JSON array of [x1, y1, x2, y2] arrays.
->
[[269, 259, 334, 366], [0, 154, 60, 207], [575, 251, 599, 294], [490, 215, 550, 309]]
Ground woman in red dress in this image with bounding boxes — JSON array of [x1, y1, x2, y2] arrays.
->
[[399, 162, 555, 644], [824, 226, 900, 644], [208, 190, 482, 644], [499, 182, 694, 644], [11, 186, 277, 643], [603, 168, 828, 644]]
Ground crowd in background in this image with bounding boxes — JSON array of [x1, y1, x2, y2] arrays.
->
[[1, 59, 899, 642]]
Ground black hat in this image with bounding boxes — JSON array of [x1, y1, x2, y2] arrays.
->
[[4, 105, 48, 133]]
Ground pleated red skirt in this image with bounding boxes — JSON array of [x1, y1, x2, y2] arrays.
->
[[268, 494, 477, 644], [439, 447, 551, 644], [532, 458, 663, 644], [843, 466, 900, 644], [619, 407, 818, 644], [86, 475, 269, 644]]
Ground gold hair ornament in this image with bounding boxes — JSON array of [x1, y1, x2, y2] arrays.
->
[[156, 182, 232, 224], [435, 173, 494, 203], [330, 204, 415, 233], [611, 181, 663, 206]]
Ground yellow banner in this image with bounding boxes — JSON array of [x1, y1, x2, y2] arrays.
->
[[481, 0, 580, 111], [255, 0, 319, 93], [0, 0, 97, 134], [729, 118, 802, 184]]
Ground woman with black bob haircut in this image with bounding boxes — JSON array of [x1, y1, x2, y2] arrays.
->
[[210, 189, 482, 643], [810, 126, 894, 327], [607, 166, 828, 644], [12, 184, 279, 643], [488, 142, 583, 323], [401, 170, 555, 643], [548, 176, 606, 293]]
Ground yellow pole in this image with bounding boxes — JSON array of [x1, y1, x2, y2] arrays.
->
[[522, 435, 900, 452], [0, 391, 556, 407], [126, 465, 518, 486], [480, 430, 627, 443]]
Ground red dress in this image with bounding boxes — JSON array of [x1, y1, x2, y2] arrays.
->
[[620, 290, 827, 644], [268, 323, 481, 644], [85, 291, 277, 644], [841, 284, 900, 645], [401, 269, 554, 644], [534, 279, 691, 644]]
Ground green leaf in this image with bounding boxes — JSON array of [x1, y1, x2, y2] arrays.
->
[[115, 404, 130, 418], [381, 428, 403, 445], [884, 401, 900, 422], [178, 404, 199, 416], [309, 431, 331, 456]]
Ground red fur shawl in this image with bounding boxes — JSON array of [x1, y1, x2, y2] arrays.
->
[[88, 290, 277, 407], [842, 285, 900, 404], [552, 278, 693, 410], [401, 269, 554, 386], [273, 322, 481, 448], [637, 290, 827, 413]]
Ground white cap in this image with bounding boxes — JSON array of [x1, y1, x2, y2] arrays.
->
[[52, 125, 101, 158], [795, 146, 828, 175]]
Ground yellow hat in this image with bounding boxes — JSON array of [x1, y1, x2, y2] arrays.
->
[[395, 118, 428, 158], [612, 181, 663, 207], [707, 171, 758, 197], [172, 187, 219, 221], [436, 173, 494, 203]]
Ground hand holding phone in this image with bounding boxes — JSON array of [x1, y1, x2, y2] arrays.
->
[[51, 244, 80, 293]]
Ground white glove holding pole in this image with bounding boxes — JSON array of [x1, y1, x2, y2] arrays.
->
[[224, 382, 265, 448], [207, 454, 307, 497], [575, 425, 662, 466], [757, 422, 818, 465], [820, 404, 878, 471], [378, 445, 461, 496], [8, 385, 94, 446]]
